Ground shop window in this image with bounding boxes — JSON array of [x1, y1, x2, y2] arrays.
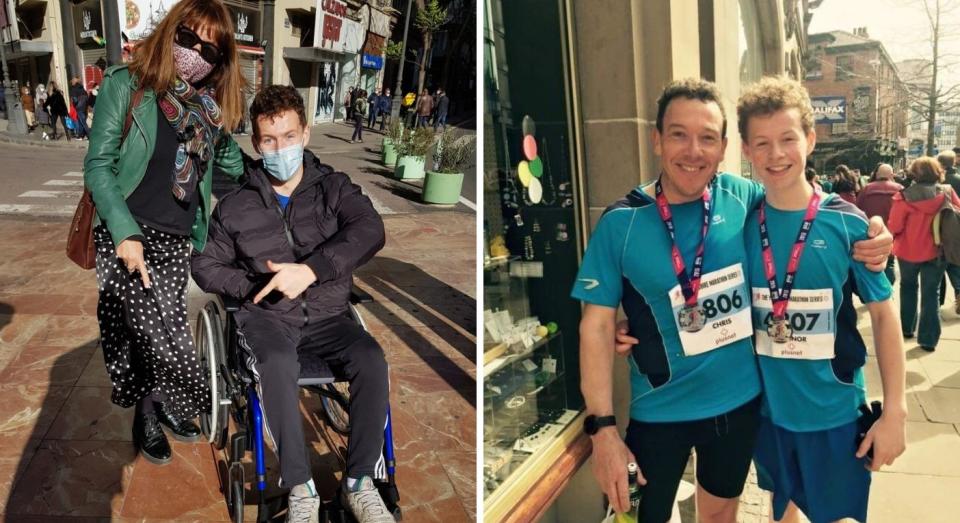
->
[[483, 0, 585, 512]]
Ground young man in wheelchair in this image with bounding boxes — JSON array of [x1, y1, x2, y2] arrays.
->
[[191, 85, 392, 523]]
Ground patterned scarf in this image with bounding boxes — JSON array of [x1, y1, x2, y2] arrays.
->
[[158, 77, 223, 202]]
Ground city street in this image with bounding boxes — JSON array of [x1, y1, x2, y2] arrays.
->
[[0, 119, 477, 521]]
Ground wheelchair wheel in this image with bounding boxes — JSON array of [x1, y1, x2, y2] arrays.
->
[[196, 301, 229, 449], [320, 382, 351, 436]]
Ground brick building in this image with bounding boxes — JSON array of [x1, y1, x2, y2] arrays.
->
[[804, 28, 909, 172]]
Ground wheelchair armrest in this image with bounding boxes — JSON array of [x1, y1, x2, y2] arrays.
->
[[222, 295, 242, 312], [350, 283, 374, 304]]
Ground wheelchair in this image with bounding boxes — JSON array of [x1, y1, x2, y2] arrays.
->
[[194, 286, 401, 523]]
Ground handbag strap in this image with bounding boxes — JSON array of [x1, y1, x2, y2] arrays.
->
[[121, 88, 144, 144]]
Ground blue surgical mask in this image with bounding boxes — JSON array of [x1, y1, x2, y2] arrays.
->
[[261, 142, 304, 182]]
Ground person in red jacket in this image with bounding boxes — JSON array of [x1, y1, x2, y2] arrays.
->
[[888, 157, 960, 351], [858, 163, 903, 284]]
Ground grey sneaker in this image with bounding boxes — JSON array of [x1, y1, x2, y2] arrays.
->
[[341, 476, 394, 523], [286, 481, 320, 523]]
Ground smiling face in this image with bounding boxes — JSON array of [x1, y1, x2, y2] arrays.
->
[[652, 97, 728, 202], [741, 108, 816, 195]]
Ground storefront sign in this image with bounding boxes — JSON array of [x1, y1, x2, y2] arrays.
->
[[315, 0, 348, 50], [74, 0, 105, 45], [118, 0, 178, 41], [811, 96, 846, 123], [361, 54, 383, 69], [229, 5, 260, 45]]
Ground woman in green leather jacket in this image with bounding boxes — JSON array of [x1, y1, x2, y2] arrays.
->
[[83, 0, 245, 466]]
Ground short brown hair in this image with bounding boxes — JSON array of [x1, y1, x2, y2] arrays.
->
[[656, 78, 727, 138], [250, 85, 307, 138], [128, 0, 247, 129], [938, 150, 956, 170], [736, 76, 815, 140], [910, 156, 944, 183]]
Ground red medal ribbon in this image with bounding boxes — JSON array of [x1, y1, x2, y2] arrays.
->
[[654, 178, 712, 307], [758, 189, 822, 319]]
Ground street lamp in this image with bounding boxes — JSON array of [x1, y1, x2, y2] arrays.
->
[[0, 26, 27, 134], [390, 0, 414, 119]]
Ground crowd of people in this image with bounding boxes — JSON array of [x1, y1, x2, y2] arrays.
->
[[10, 77, 98, 141], [806, 150, 960, 353], [341, 85, 451, 140]]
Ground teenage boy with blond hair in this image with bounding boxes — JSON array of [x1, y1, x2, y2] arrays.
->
[[737, 76, 906, 523]]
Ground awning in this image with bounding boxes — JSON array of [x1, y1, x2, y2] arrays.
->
[[2, 39, 53, 59], [282, 46, 346, 63]]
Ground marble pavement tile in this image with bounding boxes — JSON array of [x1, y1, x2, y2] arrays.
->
[[0, 313, 51, 349], [45, 387, 132, 441], [435, 450, 477, 519], [75, 349, 112, 388], [0, 384, 72, 439], [6, 440, 137, 518], [120, 440, 227, 520], [0, 432, 42, 515], [0, 343, 95, 388]]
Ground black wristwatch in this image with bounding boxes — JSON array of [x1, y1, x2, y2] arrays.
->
[[583, 414, 617, 435]]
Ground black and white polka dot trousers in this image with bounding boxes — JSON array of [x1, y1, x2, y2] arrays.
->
[[94, 224, 209, 420]]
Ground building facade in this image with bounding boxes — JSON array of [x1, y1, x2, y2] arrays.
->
[[804, 28, 909, 172]]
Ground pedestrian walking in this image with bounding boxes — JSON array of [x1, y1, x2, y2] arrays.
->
[[833, 164, 859, 204], [20, 86, 36, 132], [82, 0, 246, 465], [415, 88, 433, 128], [344, 86, 355, 123], [378, 88, 392, 131], [433, 88, 449, 131], [935, 151, 960, 311], [888, 157, 959, 352], [69, 77, 91, 140], [367, 88, 380, 129], [34, 83, 51, 138], [350, 89, 368, 143], [401, 91, 416, 127], [43, 82, 69, 140], [858, 163, 903, 285]]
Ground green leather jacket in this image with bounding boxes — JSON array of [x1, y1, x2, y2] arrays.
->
[[83, 65, 244, 251]]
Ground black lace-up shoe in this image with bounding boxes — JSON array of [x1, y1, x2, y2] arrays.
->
[[133, 410, 172, 465], [155, 403, 202, 442]]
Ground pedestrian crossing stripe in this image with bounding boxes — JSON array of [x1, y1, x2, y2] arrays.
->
[[63, 172, 84, 177], [18, 190, 84, 198], [43, 179, 84, 186], [0, 204, 75, 215]]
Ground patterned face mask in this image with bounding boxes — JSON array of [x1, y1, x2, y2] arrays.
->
[[173, 45, 215, 84]]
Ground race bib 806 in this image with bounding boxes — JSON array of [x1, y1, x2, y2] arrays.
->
[[669, 264, 753, 356]]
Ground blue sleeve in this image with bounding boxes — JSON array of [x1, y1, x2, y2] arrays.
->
[[717, 172, 765, 209], [571, 210, 630, 308], [845, 212, 893, 303]]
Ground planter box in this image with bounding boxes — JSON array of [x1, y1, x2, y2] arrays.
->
[[382, 139, 398, 166], [422, 170, 465, 204], [394, 154, 426, 180]]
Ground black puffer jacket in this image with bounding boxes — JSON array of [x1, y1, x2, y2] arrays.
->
[[191, 150, 385, 325]]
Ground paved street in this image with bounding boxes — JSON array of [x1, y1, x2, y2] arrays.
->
[[0, 118, 477, 521]]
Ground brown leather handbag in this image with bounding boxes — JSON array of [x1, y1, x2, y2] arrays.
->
[[66, 89, 144, 269]]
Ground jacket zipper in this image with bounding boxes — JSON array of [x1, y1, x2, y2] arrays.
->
[[275, 201, 309, 326]]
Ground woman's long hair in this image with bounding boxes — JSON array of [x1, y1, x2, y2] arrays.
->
[[128, 0, 247, 129]]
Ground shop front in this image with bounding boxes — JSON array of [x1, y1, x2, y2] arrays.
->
[[73, 0, 106, 89], [483, 0, 588, 520], [227, 2, 263, 132]]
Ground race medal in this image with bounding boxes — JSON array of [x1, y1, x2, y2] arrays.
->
[[678, 304, 707, 333], [758, 187, 821, 348], [767, 316, 792, 343]]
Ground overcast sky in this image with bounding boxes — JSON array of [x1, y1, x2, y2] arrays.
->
[[807, 0, 960, 86]]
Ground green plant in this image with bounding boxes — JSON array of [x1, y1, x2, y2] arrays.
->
[[432, 131, 475, 174], [396, 126, 434, 157], [385, 40, 404, 60], [386, 120, 405, 143]]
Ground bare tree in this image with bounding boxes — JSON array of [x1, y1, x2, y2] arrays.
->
[[915, 0, 960, 154], [414, 0, 448, 94]]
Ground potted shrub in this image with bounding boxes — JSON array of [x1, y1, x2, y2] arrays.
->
[[394, 126, 434, 180], [423, 131, 474, 204], [382, 120, 403, 167]]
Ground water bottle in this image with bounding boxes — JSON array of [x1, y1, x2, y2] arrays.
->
[[614, 462, 641, 522]]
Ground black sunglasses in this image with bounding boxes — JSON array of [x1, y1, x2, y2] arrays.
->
[[175, 25, 222, 65]]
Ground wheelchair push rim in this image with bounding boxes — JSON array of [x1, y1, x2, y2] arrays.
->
[[196, 301, 230, 448]]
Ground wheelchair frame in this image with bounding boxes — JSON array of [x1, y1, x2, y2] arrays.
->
[[195, 289, 401, 523]]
